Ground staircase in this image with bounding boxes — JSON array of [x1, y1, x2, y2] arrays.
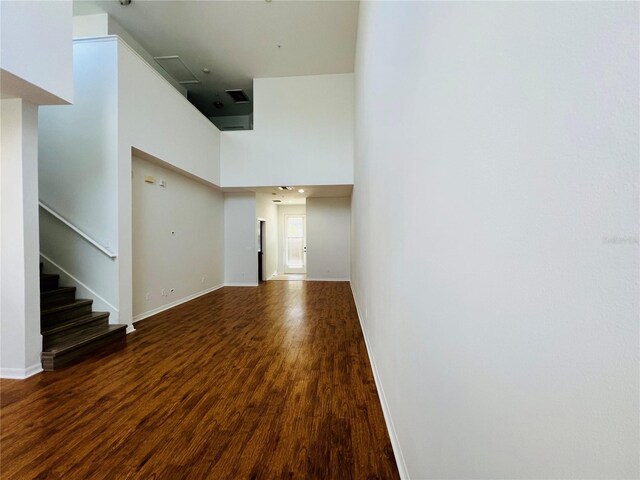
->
[[40, 264, 128, 371]]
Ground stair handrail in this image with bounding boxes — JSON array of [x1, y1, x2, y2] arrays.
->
[[38, 201, 117, 259]]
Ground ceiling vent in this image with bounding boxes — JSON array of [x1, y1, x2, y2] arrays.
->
[[272, 199, 282, 203], [154, 56, 200, 85], [225, 89, 250, 103]]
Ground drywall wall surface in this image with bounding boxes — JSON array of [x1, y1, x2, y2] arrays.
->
[[73, 13, 108, 37], [224, 192, 258, 286], [108, 17, 187, 98], [256, 193, 279, 279], [277, 204, 306, 274], [132, 156, 224, 320], [306, 197, 350, 281], [352, 2, 639, 479], [0, 99, 42, 378], [38, 38, 120, 327], [0, 0, 73, 104], [117, 37, 221, 325], [117, 39, 220, 186], [39, 38, 119, 252], [220, 74, 354, 187]]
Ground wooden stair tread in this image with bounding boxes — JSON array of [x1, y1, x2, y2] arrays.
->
[[42, 324, 127, 356], [42, 311, 110, 336], [41, 286, 76, 298], [39, 266, 128, 370], [41, 298, 92, 316]]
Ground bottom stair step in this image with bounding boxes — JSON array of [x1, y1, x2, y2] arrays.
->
[[41, 324, 127, 371], [42, 312, 111, 349]]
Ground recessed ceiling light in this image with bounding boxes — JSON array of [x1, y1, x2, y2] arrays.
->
[[298, 189, 305, 193], [202, 68, 210, 74]]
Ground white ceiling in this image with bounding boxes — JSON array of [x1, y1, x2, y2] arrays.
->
[[74, 0, 359, 117], [224, 185, 353, 205]]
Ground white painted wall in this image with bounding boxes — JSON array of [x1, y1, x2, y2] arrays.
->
[[132, 156, 224, 321], [256, 193, 278, 280], [306, 197, 350, 281], [37, 36, 223, 330], [38, 38, 120, 321], [0, 99, 42, 378], [108, 17, 187, 98], [72, 14, 187, 98], [39, 38, 119, 254], [72, 13, 108, 37], [118, 37, 222, 327], [221, 74, 354, 187], [117, 40, 220, 186], [352, 2, 639, 479], [277, 204, 306, 274], [224, 193, 258, 286], [0, 1, 73, 104]]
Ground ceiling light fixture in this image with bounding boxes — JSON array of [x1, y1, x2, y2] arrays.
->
[[298, 189, 305, 193], [278, 186, 293, 191], [202, 68, 210, 74]]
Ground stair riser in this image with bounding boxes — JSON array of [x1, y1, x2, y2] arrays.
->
[[41, 291, 76, 309], [40, 276, 60, 292], [42, 304, 93, 327], [43, 317, 110, 349]]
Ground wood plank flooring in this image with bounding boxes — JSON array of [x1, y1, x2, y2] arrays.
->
[[1, 281, 399, 479]]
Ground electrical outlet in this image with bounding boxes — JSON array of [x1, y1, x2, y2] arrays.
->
[[201, 276, 205, 284], [161, 288, 167, 296], [145, 292, 150, 301], [170, 288, 175, 294]]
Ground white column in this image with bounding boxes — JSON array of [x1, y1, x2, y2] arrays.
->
[[1, 98, 42, 378]]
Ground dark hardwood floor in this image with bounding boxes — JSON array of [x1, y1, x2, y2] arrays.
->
[[1, 281, 399, 479]]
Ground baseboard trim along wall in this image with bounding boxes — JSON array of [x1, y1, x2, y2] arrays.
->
[[224, 283, 259, 287], [306, 278, 351, 282], [133, 284, 224, 323], [350, 282, 409, 480], [0, 363, 43, 380]]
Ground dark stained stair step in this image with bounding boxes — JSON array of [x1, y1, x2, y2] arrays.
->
[[42, 312, 110, 348], [41, 324, 127, 371], [40, 274, 60, 292], [40, 286, 76, 309], [41, 299, 93, 327]]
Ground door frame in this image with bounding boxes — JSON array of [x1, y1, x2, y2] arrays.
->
[[283, 214, 306, 274]]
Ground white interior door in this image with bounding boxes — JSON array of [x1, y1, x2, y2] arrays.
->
[[284, 214, 306, 274]]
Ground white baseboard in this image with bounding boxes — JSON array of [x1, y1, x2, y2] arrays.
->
[[224, 282, 258, 287], [306, 277, 351, 282], [132, 284, 224, 323], [350, 282, 409, 480], [265, 271, 278, 281], [1, 363, 43, 379], [126, 325, 136, 334]]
